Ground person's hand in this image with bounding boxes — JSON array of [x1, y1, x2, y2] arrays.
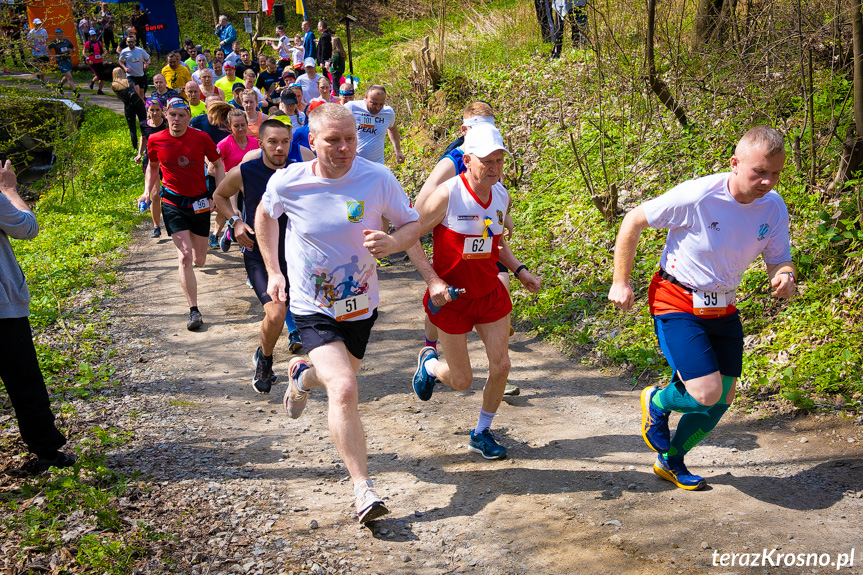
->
[[233, 220, 255, 248], [133, 154, 141, 163], [136, 192, 149, 204], [363, 229, 398, 258], [771, 272, 796, 299], [608, 282, 635, 311], [266, 272, 287, 302], [0, 159, 18, 191], [517, 269, 541, 293], [395, 151, 406, 164], [428, 277, 452, 308]]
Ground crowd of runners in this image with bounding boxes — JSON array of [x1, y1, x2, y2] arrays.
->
[[1, 8, 797, 529]]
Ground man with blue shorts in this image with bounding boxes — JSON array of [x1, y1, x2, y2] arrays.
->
[[608, 126, 797, 490]]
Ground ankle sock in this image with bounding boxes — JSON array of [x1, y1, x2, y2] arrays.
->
[[474, 409, 495, 434], [423, 357, 440, 378], [190, 306, 199, 313], [424, 337, 437, 350]]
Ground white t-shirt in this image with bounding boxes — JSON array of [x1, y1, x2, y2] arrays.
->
[[276, 35, 291, 60], [345, 100, 396, 164], [28, 28, 49, 56], [224, 52, 242, 68], [119, 46, 150, 77], [260, 157, 419, 320], [290, 46, 304, 65], [296, 72, 321, 102], [642, 172, 791, 293]]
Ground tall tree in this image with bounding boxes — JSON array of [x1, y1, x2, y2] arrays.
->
[[646, 0, 688, 128], [830, 0, 863, 192], [210, 0, 221, 26], [694, 0, 736, 45]]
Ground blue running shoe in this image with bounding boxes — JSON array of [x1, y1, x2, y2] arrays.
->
[[468, 429, 507, 460], [219, 227, 232, 252], [641, 385, 671, 453], [208, 233, 219, 249], [288, 329, 304, 354], [412, 346, 438, 401], [653, 454, 706, 490]]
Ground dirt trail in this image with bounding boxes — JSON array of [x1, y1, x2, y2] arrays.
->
[[101, 224, 863, 575]]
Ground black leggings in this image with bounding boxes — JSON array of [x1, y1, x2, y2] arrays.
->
[[124, 97, 146, 150], [0, 317, 66, 458]]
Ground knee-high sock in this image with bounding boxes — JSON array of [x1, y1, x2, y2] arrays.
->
[[666, 402, 729, 458], [653, 379, 710, 414], [285, 309, 297, 332]]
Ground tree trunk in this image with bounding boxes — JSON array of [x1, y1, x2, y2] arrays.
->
[[645, 0, 689, 128], [210, 0, 221, 26], [694, 0, 726, 46], [829, 0, 863, 193]]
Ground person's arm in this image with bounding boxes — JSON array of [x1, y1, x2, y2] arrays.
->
[[497, 239, 541, 293], [214, 167, 255, 248], [134, 130, 145, 163], [387, 123, 405, 163], [299, 146, 315, 161], [419, 158, 456, 197], [405, 183, 451, 307], [607, 205, 650, 311], [143, 158, 160, 203], [211, 157, 225, 188], [765, 261, 797, 299], [0, 160, 38, 240], [255, 200, 286, 302]]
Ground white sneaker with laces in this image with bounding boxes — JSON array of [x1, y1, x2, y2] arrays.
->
[[354, 479, 389, 523]]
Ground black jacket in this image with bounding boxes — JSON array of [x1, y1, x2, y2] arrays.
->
[[317, 30, 332, 64]]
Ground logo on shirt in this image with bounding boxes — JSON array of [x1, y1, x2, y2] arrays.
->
[[708, 221, 720, 231], [177, 156, 190, 167], [347, 201, 364, 223], [757, 223, 769, 241], [458, 215, 479, 221], [359, 123, 377, 135], [496, 210, 504, 226]]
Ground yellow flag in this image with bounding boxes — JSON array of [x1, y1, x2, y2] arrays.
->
[[296, 0, 305, 17]]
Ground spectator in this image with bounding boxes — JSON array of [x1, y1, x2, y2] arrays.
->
[[111, 66, 146, 149], [115, 26, 136, 55], [1, 11, 27, 72], [48, 28, 76, 96], [316, 20, 331, 71], [550, 0, 589, 58], [329, 36, 346, 93], [130, 6, 149, 49], [290, 34, 304, 75], [301, 20, 315, 65], [215, 15, 237, 55], [84, 29, 110, 95], [99, 2, 116, 52], [271, 25, 291, 68], [26, 18, 49, 85], [0, 160, 78, 474], [77, 13, 93, 44], [161, 50, 192, 90]]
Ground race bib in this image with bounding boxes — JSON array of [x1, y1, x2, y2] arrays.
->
[[334, 294, 369, 322], [192, 198, 210, 214], [693, 291, 727, 316], [462, 236, 492, 260]]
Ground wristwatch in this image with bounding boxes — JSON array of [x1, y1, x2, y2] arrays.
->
[[780, 271, 795, 282], [228, 215, 240, 227]]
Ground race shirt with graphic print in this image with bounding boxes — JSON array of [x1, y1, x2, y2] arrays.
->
[[345, 100, 396, 164], [147, 128, 221, 203], [260, 156, 418, 321], [431, 173, 510, 300], [642, 172, 791, 317]]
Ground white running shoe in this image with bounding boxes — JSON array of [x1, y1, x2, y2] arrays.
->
[[354, 479, 389, 523]]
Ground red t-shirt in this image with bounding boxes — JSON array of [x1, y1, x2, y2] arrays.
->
[[147, 128, 220, 203]]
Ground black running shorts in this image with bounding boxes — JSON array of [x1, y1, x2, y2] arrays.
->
[[293, 309, 378, 360], [161, 201, 210, 238]]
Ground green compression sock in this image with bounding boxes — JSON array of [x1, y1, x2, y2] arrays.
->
[[666, 402, 729, 458], [653, 379, 710, 414]]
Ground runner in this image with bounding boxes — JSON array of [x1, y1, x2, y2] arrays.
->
[[214, 61, 238, 96], [47, 28, 76, 97], [150, 74, 179, 108], [337, 82, 354, 105], [607, 125, 796, 490], [26, 18, 49, 86], [417, 102, 521, 396], [184, 81, 207, 117], [145, 98, 225, 330], [241, 88, 268, 138], [118, 34, 150, 100], [197, 68, 223, 100], [84, 29, 109, 95], [409, 125, 541, 460], [345, 85, 406, 266], [214, 120, 304, 393], [296, 58, 320, 101], [257, 103, 420, 523], [134, 98, 167, 238], [161, 50, 192, 90]]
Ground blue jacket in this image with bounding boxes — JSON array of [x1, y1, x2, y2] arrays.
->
[[217, 24, 237, 53], [303, 31, 316, 63]]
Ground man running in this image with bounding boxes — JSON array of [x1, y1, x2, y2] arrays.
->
[[26, 18, 49, 86], [118, 34, 149, 100], [162, 50, 192, 90], [257, 103, 419, 523], [48, 28, 76, 97], [417, 102, 521, 396], [145, 98, 225, 330], [409, 125, 541, 460], [608, 125, 796, 490], [214, 120, 302, 393]]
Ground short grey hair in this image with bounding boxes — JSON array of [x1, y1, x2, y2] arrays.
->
[[736, 126, 785, 158], [308, 103, 354, 135]]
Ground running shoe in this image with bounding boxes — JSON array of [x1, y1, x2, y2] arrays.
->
[[97, 89, 105, 95], [653, 454, 706, 490], [412, 346, 438, 401], [149, 226, 161, 238], [355, 479, 389, 523], [509, 325, 515, 337], [503, 383, 521, 396], [287, 329, 304, 354], [219, 228, 232, 252], [284, 357, 309, 419], [252, 346, 275, 394], [89, 79, 95, 90], [187, 310, 203, 331], [376, 257, 392, 267], [641, 385, 671, 453], [468, 428, 507, 460], [35, 451, 77, 473], [208, 233, 219, 249], [245, 276, 253, 289]]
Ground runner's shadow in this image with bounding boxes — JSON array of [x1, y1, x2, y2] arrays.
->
[[709, 458, 863, 510]]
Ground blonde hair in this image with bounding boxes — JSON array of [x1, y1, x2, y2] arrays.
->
[[207, 100, 235, 126], [463, 101, 494, 119], [111, 67, 130, 92]]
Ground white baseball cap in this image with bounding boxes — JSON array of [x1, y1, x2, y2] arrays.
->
[[33, 18, 42, 25], [303, 57, 315, 67], [462, 124, 509, 158]]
